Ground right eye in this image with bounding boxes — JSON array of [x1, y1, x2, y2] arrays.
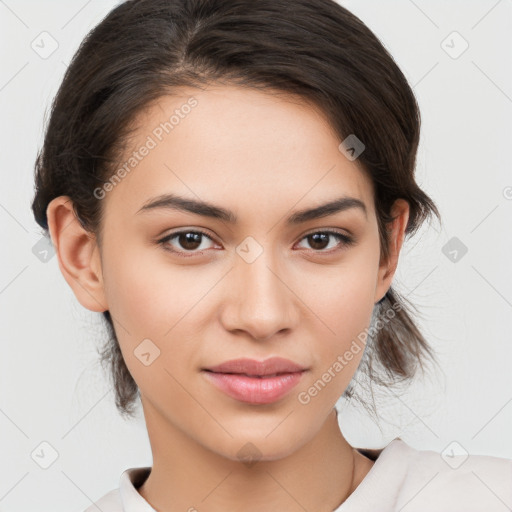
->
[[157, 229, 218, 257]]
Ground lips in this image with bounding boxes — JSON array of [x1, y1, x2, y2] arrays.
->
[[202, 357, 308, 404], [203, 357, 306, 376]]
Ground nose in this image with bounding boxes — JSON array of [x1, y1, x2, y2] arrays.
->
[[219, 251, 299, 341]]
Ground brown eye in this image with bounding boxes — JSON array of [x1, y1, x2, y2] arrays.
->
[[158, 229, 216, 256], [177, 232, 203, 250], [297, 231, 354, 253], [307, 233, 330, 250]]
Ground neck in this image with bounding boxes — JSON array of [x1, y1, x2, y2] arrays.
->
[[137, 404, 366, 512]]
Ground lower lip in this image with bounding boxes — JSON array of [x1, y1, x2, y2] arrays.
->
[[202, 370, 305, 404]]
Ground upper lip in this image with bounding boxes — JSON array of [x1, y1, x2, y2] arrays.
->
[[203, 357, 307, 376]]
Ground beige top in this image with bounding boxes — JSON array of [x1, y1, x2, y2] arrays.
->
[[83, 438, 512, 511]]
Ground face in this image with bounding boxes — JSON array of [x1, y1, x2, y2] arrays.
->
[[49, 84, 408, 462]]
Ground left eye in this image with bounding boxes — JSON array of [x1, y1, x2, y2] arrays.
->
[[157, 229, 354, 256], [296, 231, 354, 252]]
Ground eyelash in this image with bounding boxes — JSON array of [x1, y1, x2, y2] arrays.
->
[[157, 228, 355, 258]]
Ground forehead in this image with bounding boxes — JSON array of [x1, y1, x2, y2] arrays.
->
[[104, 84, 375, 221]]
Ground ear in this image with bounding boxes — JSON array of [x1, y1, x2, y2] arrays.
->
[[46, 196, 108, 312], [374, 199, 410, 304]]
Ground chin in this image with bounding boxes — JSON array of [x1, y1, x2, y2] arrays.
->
[[203, 424, 311, 465]]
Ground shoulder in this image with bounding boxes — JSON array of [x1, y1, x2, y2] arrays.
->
[[82, 488, 122, 512], [81, 466, 152, 512], [341, 439, 512, 511], [390, 439, 512, 511]]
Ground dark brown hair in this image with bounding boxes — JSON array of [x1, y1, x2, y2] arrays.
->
[[32, 0, 442, 421]]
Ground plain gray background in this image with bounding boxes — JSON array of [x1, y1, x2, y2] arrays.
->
[[1, 0, 511, 510]]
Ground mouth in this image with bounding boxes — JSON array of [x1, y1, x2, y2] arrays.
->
[[203, 356, 307, 376], [204, 372, 294, 378], [201, 357, 308, 404]]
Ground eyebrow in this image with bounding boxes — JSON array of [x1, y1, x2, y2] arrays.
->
[[136, 193, 367, 224]]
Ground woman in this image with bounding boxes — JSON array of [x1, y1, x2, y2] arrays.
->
[[31, 0, 511, 510]]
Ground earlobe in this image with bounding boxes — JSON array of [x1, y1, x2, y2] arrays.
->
[[374, 199, 410, 304], [46, 196, 108, 313]]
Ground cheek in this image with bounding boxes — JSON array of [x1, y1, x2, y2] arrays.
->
[[100, 243, 217, 383], [295, 251, 379, 394], [309, 274, 374, 328], [300, 248, 379, 333], [102, 239, 205, 334], [296, 298, 375, 413], [313, 285, 373, 375]]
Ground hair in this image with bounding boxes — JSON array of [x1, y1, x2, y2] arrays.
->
[[32, 0, 442, 421]]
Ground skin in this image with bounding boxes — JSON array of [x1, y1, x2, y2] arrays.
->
[[47, 84, 409, 512]]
